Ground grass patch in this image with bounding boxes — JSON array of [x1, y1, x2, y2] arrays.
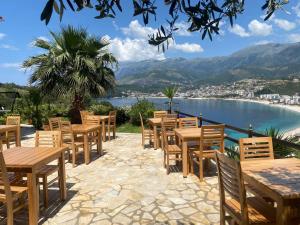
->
[[117, 123, 141, 133]]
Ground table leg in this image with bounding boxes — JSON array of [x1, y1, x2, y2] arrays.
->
[[277, 200, 290, 225], [83, 133, 90, 164], [16, 126, 21, 147], [58, 152, 67, 200], [97, 127, 102, 155], [27, 172, 39, 225], [153, 125, 158, 149], [102, 120, 106, 142], [182, 141, 188, 178]]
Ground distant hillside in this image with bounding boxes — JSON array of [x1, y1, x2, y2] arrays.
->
[[116, 42, 300, 91]]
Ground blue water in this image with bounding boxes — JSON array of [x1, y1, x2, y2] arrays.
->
[[102, 97, 300, 136]]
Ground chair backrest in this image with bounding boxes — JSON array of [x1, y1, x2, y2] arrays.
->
[[154, 111, 168, 118], [200, 124, 225, 153], [161, 117, 177, 149], [6, 116, 20, 125], [80, 111, 93, 124], [139, 113, 145, 132], [239, 137, 274, 161], [179, 117, 198, 128], [85, 115, 101, 125], [49, 117, 61, 131], [60, 121, 74, 144], [166, 113, 178, 119], [108, 111, 117, 126], [215, 152, 249, 224], [35, 131, 62, 148], [0, 146, 13, 211]]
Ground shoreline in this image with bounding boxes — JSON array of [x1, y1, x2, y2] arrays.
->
[[113, 96, 300, 136]]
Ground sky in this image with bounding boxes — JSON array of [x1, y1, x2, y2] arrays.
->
[[1, 0, 300, 85]]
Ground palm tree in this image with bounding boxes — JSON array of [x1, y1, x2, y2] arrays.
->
[[162, 86, 178, 113], [23, 26, 117, 122]]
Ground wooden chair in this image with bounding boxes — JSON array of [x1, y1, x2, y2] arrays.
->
[[35, 130, 61, 209], [85, 115, 101, 153], [239, 137, 274, 161], [239, 137, 275, 203], [106, 111, 117, 141], [154, 111, 167, 118], [2, 116, 21, 149], [179, 117, 198, 128], [161, 117, 181, 174], [60, 121, 84, 167], [190, 124, 225, 181], [166, 113, 178, 119], [215, 152, 276, 225], [0, 140, 28, 225], [80, 110, 93, 124], [48, 117, 62, 131], [139, 113, 154, 148]]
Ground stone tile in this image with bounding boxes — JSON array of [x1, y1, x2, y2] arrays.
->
[[11, 132, 219, 225]]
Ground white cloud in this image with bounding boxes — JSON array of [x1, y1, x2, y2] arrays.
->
[[174, 21, 192, 36], [248, 20, 272, 36], [288, 33, 300, 42], [273, 18, 296, 31], [0, 33, 6, 40], [121, 20, 156, 39], [228, 24, 250, 37], [292, 2, 300, 17], [170, 42, 203, 53], [0, 62, 24, 71], [0, 44, 19, 51], [106, 36, 165, 62], [254, 40, 272, 45], [105, 20, 204, 62]]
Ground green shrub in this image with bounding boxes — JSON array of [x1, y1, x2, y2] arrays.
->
[[264, 127, 295, 158], [89, 102, 114, 115], [129, 99, 155, 126], [116, 107, 130, 125]]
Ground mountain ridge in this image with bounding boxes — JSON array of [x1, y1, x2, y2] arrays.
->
[[116, 42, 300, 89]]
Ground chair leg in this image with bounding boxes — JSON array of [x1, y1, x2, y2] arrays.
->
[[163, 151, 166, 168], [113, 127, 116, 139], [72, 147, 76, 168], [189, 152, 194, 174], [108, 127, 111, 141], [166, 154, 170, 174], [142, 134, 145, 148], [43, 176, 48, 209], [199, 158, 204, 182], [6, 201, 13, 225]]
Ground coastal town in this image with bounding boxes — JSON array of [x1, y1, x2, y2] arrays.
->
[[120, 78, 300, 106]]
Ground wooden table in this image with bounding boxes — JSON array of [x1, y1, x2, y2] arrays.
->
[[0, 125, 21, 147], [4, 146, 67, 225], [72, 124, 102, 164], [175, 128, 201, 177], [241, 158, 300, 225], [93, 116, 110, 141], [148, 118, 180, 149]]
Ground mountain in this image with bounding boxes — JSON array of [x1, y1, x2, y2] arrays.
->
[[116, 42, 300, 90]]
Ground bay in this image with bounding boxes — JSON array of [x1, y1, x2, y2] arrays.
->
[[102, 97, 300, 135]]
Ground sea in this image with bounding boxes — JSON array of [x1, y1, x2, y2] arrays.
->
[[101, 97, 300, 139]]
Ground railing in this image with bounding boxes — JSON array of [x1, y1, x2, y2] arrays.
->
[[175, 110, 300, 153]]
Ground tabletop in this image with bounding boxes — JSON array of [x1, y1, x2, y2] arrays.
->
[[4, 146, 67, 172], [174, 128, 202, 140], [72, 124, 101, 133], [241, 158, 300, 200], [148, 118, 180, 126]]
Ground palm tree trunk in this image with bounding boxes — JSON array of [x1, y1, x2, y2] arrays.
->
[[69, 93, 85, 124]]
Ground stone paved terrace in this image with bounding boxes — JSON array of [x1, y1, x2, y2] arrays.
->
[[3, 132, 220, 225]]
